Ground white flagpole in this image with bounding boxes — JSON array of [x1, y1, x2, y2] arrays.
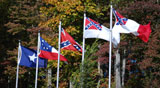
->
[[35, 31, 40, 88], [82, 13, 86, 64], [108, 4, 113, 88], [81, 13, 86, 88], [15, 40, 21, 88], [56, 21, 62, 88]]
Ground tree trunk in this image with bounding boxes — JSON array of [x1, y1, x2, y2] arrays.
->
[[115, 49, 121, 88], [69, 81, 73, 88], [48, 68, 52, 88], [122, 49, 126, 87], [8, 76, 10, 88], [97, 61, 101, 88]]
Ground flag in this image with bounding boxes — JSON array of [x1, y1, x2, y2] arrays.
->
[[84, 17, 120, 46], [112, 9, 151, 42], [19, 45, 47, 68], [38, 37, 68, 61], [61, 28, 82, 52]]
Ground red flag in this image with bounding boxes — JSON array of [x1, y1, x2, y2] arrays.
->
[[61, 28, 82, 52]]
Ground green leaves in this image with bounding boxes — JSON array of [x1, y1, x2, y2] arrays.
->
[[71, 39, 99, 88]]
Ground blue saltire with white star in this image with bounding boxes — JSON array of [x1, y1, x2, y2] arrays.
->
[[112, 9, 128, 25], [85, 17, 102, 31]]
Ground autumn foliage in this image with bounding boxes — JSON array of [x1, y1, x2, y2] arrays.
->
[[0, 0, 160, 88]]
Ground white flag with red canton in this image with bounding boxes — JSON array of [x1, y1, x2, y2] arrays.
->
[[84, 17, 120, 46], [112, 9, 151, 42]]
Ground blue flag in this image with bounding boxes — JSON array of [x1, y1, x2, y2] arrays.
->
[[19, 45, 47, 68]]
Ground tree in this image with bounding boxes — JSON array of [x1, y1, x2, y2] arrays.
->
[[115, 0, 160, 87], [71, 39, 99, 88], [39, 0, 113, 87], [2, 0, 48, 87], [1, 0, 160, 87]]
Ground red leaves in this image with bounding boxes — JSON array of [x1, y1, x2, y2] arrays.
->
[[95, 42, 109, 57]]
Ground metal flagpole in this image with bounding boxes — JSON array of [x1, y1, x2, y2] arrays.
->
[[82, 13, 86, 65], [108, 4, 113, 88], [81, 13, 86, 88], [56, 21, 62, 88], [15, 40, 21, 88], [35, 31, 40, 88]]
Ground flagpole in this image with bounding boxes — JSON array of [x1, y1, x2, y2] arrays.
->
[[35, 31, 40, 88], [81, 12, 86, 88], [108, 4, 113, 88], [82, 13, 86, 64], [56, 21, 62, 88], [15, 40, 21, 88]]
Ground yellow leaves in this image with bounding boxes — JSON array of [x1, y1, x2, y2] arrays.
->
[[39, 0, 83, 29], [55, 2, 79, 15], [63, 0, 78, 3], [65, 9, 71, 15], [47, 59, 66, 68], [65, 26, 78, 34], [47, 60, 57, 68], [52, 60, 58, 67], [61, 49, 81, 57], [76, 5, 84, 12], [86, 4, 100, 14], [41, 34, 58, 49], [39, 15, 60, 29], [39, 0, 105, 64], [43, 0, 58, 5]]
